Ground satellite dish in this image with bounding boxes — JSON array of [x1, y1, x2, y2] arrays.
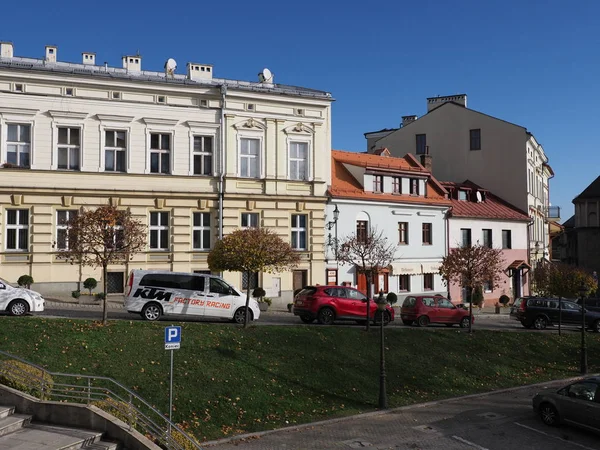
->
[[164, 58, 177, 77], [258, 68, 273, 83], [476, 191, 483, 203]]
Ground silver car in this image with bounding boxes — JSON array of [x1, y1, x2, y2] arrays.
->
[[532, 377, 600, 433]]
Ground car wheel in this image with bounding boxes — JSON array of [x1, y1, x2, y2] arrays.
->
[[141, 303, 162, 321], [533, 316, 547, 330], [233, 307, 253, 324], [539, 403, 560, 427], [8, 299, 28, 316], [317, 307, 335, 325], [300, 315, 315, 324], [417, 315, 429, 327], [592, 320, 600, 333], [401, 319, 413, 326], [460, 317, 471, 328], [374, 311, 390, 326]]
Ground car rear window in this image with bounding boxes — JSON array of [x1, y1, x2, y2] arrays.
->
[[402, 297, 416, 307], [324, 287, 346, 297], [297, 287, 317, 297]]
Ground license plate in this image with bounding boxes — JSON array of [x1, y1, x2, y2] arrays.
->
[[296, 301, 303, 306]]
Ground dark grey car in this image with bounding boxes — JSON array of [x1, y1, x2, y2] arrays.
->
[[533, 377, 600, 433]]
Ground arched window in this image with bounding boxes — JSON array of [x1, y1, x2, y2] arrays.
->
[[588, 212, 597, 227]]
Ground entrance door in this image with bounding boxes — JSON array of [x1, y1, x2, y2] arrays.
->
[[293, 270, 307, 293], [512, 270, 522, 298], [107, 272, 125, 294]]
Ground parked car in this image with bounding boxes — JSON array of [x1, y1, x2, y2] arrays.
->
[[292, 285, 395, 325], [533, 377, 600, 433], [400, 295, 473, 328], [576, 297, 600, 313], [125, 270, 259, 323], [510, 296, 600, 331], [0, 277, 45, 316]]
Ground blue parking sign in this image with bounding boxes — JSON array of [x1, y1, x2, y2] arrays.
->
[[165, 326, 181, 350]]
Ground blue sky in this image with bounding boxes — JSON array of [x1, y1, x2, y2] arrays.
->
[[2, 0, 598, 220]]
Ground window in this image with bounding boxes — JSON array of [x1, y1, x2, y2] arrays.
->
[[482, 229, 492, 248], [241, 212, 259, 228], [416, 134, 427, 155], [289, 142, 308, 180], [356, 220, 368, 243], [398, 275, 410, 292], [398, 222, 408, 244], [483, 280, 493, 293], [410, 179, 419, 195], [192, 213, 211, 250], [437, 298, 453, 308], [56, 210, 78, 250], [242, 271, 259, 290], [193, 136, 213, 175], [422, 223, 432, 245], [392, 177, 401, 194], [6, 124, 31, 168], [105, 130, 127, 172], [150, 133, 170, 174], [373, 175, 383, 192], [57, 127, 80, 170], [240, 138, 260, 178], [424, 273, 433, 291], [150, 212, 169, 250], [6, 209, 28, 251], [502, 230, 512, 249], [458, 190, 469, 201], [565, 382, 597, 402], [211, 277, 237, 295], [461, 228, 472, 247], [470, 129, 481, 150], [291, 214, 307, 250]]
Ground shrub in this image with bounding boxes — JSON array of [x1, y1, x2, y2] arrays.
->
[[95, 292, 106, 301], [252, 287, 266, 299], [386, 292, 398, 305], [287, 302, 293, 312], [170, 421, 202, 450], [92, 397, 137, 428], [83, 278, 97, 295], [17, 275, 34, 289], [499, 295, 510, 306], [261, 297, 272, 306], [71, 290, 81, 299], [471, 285, 484, 306], [0, 360, 54, 399]]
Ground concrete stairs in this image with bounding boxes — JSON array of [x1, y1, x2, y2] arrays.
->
[[0, 405, 123, 450]]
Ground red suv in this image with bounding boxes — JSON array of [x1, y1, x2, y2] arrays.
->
[[400, 295, 473, 328], [293, 285, 395, 325]]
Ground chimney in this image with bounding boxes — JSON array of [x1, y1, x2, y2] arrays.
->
[[122, 55, 142, 72], [187, 63, 213, 81], [401, 115, 418, 127], [82, 52, 96, 65], [427, 94, 467, 112], [0, 42, 14, 58], [420, 152, 432, 172], [45, 45, 57, 63]]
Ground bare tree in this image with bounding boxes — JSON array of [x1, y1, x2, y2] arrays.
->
[[55, 205, 147, 324], [438, 244, 505, 333], [336, 228, 396, 331]]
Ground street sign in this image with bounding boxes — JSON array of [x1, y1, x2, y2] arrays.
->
[[165, 326, 181, 350]]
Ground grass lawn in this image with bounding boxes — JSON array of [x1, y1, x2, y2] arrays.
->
[[0, 317, 598, 442]]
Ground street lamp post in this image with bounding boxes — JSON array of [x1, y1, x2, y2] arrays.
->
[[326, 204, 340, 260], [579, 283, 588, 375], [375, 291, 387, 409]]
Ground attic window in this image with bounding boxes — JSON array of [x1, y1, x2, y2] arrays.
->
[[65, 88, 74, 96], [14, 83, 24, 93], [157, 95, 166, 104], [295, 108, 305, 116], [112, 91, 121, 100], [246, 103, 255, 111], [458, 190, 469, 201], [200, 99, 208, 107], [206, 67, 211, 72]]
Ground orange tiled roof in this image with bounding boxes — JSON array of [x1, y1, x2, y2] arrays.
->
[[442, 180, 530, 221], [330, 150, 451, 206]]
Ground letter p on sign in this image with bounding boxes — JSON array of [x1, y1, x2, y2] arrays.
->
[[165, 326, 181, 350]]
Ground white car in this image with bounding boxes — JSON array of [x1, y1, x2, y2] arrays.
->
[[124, 270, 260, 323], [0, 278, 45, 316]]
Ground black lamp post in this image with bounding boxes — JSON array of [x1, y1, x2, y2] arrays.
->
[[326, 204, 340, 260], [580, 283, 588, 375], [375, 291, 387, 409]]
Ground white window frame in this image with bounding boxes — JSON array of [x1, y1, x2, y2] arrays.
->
[[192, 212, 211, 251], [192, 135, 214, 176], [186, 122, 219, 176], [291, 214, 307, 250], [56, 210, 78, 250], [0, 111, 36, 169], [239, 137, 261, 178], [56, 126, 82, 171], [148, 132, 172, 175], [149, 211, 170, 250], [241, 212, 260, 229], [288, 140, 310, 181], [5, 209, 29, 251], [5, 123, 31, 168], [103, 129, 128, 173]]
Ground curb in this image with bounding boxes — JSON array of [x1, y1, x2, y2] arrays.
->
[[199, 374, 597, 448]]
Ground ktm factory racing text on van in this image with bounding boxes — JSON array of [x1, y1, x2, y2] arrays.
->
[[124, 270, 260, 324]]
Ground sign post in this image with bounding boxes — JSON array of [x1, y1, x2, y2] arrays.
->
[[165, 326, 181, 431]]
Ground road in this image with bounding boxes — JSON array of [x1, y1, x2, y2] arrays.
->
[[201, 379, 600, 450]]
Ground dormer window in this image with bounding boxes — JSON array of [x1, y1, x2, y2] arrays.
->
[[392, 177, 401, 194], [410, 178, 419, 195], [458, 190, 469, 201], [373, 175, 383, 193]]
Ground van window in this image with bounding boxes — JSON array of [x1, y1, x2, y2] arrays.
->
[[210, 277, 236, 295], [139, 273, 204, 291]]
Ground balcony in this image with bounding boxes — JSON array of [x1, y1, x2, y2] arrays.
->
[[546, 206, 560, 220]]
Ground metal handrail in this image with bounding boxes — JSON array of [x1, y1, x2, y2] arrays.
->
[[0, 349, 202, 449]]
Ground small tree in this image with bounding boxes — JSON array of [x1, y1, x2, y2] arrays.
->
[[83, 277, 97, 295], [17, 275, 34, 289], [208, 228, 300, 328], [55, 205, 147, 325], [336, 228, 396, 331], [439, 244, 505, 333]]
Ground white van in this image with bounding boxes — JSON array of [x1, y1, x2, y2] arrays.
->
[[124, 270, 260, 323], [0, 278, 45, 316]]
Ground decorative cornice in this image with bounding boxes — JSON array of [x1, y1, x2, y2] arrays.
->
[[0, 107, 39, 116], [233, 118, 266, 131], [96, 114, 135, 123], [284, 122, 314, 135], [142, 117, 179, 127], [186, 121, 220, 129], [48, 110, 88, 120]]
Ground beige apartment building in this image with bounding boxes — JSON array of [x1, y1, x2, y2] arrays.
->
[[0, 41, 333, 304]]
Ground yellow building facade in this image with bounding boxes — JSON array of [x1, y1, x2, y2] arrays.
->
[[0, 42, 333, 305]]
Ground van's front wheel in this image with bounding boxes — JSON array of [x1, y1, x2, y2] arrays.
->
[[141, 303, 162, 321], [233, 307, 253, 324]]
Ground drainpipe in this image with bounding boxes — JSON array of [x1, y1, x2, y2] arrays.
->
[[444, 207, 452, 300], [527, 216, 534, 296], [218, 84, 227, 241]]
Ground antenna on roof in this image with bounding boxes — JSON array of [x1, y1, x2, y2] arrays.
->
[[258, 68, 273, 83], [476, 191, 483, 203], [164, 58, 177, 78]]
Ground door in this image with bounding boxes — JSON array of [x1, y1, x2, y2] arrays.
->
[[560, 382, 600, 430], [293, 270, 307, 293], [421, 296, 439, 321], [205, 277, 237, 319], [324, 287, 352, 318], [345, 287, 368, 318], [107, 272, 124, 294], [560, 300, 582, 325], [435, 297, 456, 323], [512, 270, 522, 298], [375, 273, 389, 294], [271, 277, 281, 297]]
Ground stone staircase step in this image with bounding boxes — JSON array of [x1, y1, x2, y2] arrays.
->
[[0, 423, 104, 450], [0, 413, 31, 437], [0, 406, 14, 420], [81, 440, 121, 450]]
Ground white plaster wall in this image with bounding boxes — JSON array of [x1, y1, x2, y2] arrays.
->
[[448, 218, 529, 250]]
